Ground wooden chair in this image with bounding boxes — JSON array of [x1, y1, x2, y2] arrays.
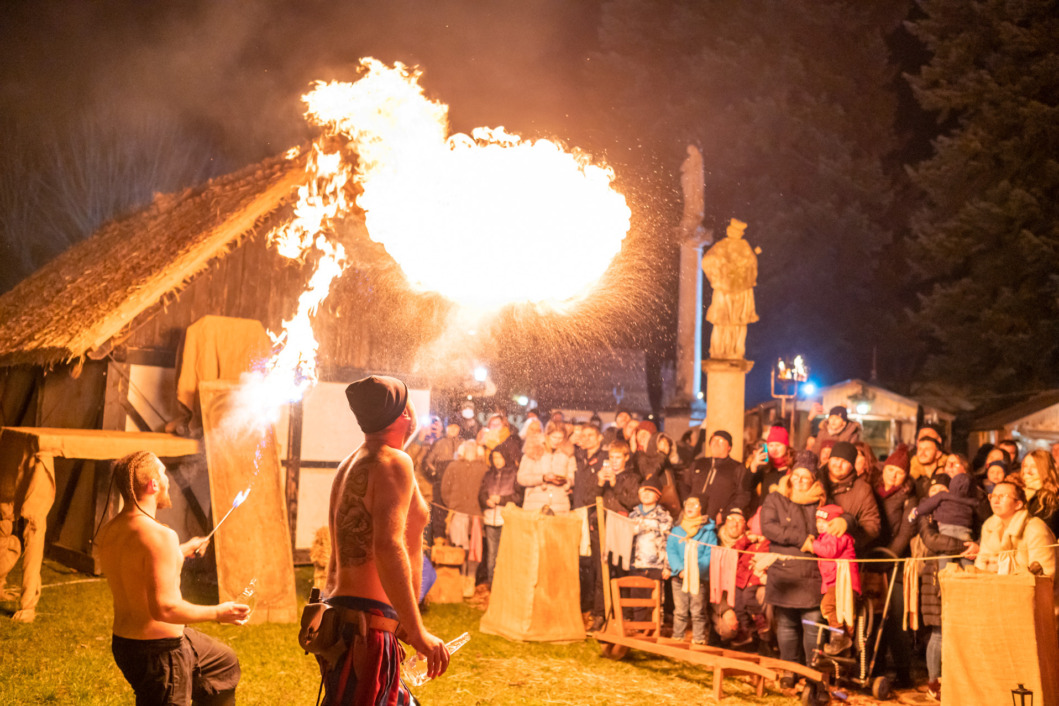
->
[[608, 575, 661, 637]]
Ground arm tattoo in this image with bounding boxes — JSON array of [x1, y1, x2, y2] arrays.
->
[[335, 463, 373, 567]]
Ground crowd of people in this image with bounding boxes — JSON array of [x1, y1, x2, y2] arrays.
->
[[412, 405, 1059, 700]]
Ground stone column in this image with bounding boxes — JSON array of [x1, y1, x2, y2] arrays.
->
[[703, 358, 754, 463], [673, 231, 712, 408]]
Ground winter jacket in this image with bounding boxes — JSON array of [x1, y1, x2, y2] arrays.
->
[[822, 471, 881, 552], [916, 514, 967, 627], [681, 455, 752, 523], [812, 532, 861, 594], [734, 534, 770, 588], [629, 503, 674, 570], [441, 459, 488, 516], [667, 520, 717, 576], [876, 484, 916, 557], [597, 468, 640, 514], [975, 509, 1057, 578], [760, 476, 825, 610], [517, 443, 576, 513], [816, 420, 861, 446], [478, 464, 522, 526]]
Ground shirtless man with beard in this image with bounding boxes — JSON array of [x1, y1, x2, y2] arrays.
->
[[95, 451, 248, 705], [320, 375, 449, 705]]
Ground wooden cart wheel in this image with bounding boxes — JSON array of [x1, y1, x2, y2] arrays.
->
[[599, 642, 629, 660]]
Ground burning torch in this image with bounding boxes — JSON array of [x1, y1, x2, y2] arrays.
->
[[204, 487, 252, 544]]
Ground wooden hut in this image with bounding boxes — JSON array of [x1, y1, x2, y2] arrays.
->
[[0, 152, 443, 619]]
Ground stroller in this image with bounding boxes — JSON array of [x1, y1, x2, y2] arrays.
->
[[798, 547, 901, 704]]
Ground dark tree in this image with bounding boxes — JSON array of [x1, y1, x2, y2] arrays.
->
[[583, 0, 906, 397], [906, 0, 1059, 393]]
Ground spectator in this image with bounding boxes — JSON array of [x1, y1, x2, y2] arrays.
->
[[854, 441, 879, 479], [1021, 449, 1059, 536], [983, 457, 1010, 494], [975, 480, 1057, 578], [909, 474, 977, 568], [760, 461, 826, 680], [442, 440, 489, 597], [911, 425, 947, 492], [635, 431, 684, 517], [627, 477, 674, 622], [942, 452, 991, 529], [811, 504, 860, 655], [815, 406, 861, 446], [915, 511, 979, 701], [749, 426, 793, 502], [423, 422, 462, 544], [821, 441, 882, 553], [871, 443, 915, 689], [573, 425, 608, 630], [596, 440, 640, 514], [1052, 441, 1059, 469], [666, 494, 716, 645], [517, 422, 576, 513], [602, 408, 632, 447], [478, 441, 522, 589], [816, 439, 836, 471], [681, 430, 752, 525], [997, 438, 1021, 471]]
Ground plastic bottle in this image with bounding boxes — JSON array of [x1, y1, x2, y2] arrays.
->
[[237, 578, 257, 618], [401, 632, 471, 687]]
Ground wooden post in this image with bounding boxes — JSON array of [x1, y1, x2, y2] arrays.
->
[[596, 497, 612, 621], [285, 399, 303, 552]]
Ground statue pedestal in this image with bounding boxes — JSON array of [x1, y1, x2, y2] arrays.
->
[[703, 358, 754, 463]]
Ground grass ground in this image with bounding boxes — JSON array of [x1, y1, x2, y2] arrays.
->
[[1, 562, 799, 705]]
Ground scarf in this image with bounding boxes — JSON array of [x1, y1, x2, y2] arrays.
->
[[680, 513, 707, 538]]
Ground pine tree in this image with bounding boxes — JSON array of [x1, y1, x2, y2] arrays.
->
[[906, 0, 1059, 392]]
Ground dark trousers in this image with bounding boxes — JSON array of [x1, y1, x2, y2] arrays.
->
[[774, 606, 824, 667], [579, 513, 605, 619], [626, 567, 664, 624]]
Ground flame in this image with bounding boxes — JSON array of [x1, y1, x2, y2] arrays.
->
[[233, 487, 252, 508], [303, 58, 631, 311]]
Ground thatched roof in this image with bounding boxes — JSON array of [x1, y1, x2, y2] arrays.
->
[[0, 152, 307, 367]]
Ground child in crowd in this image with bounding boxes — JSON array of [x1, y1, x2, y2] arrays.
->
[[810, 504, 861, 654], [627, 476, 674, 622], [727, 508, 772, 650], [665, 493, 716, 644], [910, 473, 977, 568]]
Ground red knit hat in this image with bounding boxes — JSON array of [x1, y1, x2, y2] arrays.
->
[[816, 504, 844, 522], [638, 420, 658, 435], [884, 444, 910, 473], [767, 426, 790, 445]]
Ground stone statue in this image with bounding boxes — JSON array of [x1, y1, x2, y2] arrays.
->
[[677, 145, 706, 240], [702, 218, 759, 359]]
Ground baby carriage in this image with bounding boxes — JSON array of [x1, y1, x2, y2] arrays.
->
[[799, 547, 901, 704]]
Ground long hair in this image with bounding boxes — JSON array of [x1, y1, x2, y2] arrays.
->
[[1025, 450, 1059, 522]]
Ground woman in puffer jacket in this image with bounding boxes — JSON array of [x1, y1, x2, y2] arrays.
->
[[760, 455, 825, 679], [517, 422, 576, 513]]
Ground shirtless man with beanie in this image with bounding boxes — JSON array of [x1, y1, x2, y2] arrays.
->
[[320, 375, 449, 705]]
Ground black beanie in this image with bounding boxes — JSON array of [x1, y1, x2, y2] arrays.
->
[[831, 441, 858, 466], [345, 376, 408, 434], [828, 406, 849, 421], [640, 475, 664, 495]]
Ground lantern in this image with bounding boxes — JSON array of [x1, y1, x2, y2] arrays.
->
[[1011, 684, 1033, 706]]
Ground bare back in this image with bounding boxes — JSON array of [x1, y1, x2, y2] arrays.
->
[[328, 441, 429, 602], [95, 513, 185, 639]]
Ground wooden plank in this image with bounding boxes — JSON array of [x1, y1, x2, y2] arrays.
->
[[199, 380, 298, 624]]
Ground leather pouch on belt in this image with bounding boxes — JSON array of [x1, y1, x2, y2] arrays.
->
[[299, 602, 344, 657]]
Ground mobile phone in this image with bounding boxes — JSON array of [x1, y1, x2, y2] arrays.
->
[[762, 443, 769, 462]]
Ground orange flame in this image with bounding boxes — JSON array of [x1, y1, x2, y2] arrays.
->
[[304, 58, 631, 311]]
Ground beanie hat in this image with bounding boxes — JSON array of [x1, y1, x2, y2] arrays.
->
[[987, 459, 1009, 475], [710, 430, 733, 446], [793, 450, 819, 471], [640, 475, 664, 495], [345, 376, 408, 434], [724, 506, 746, 520], [884, 444, 910, 473], [638, 420, 658, 435], [930, 473, 951, 489], [767, 426, 790, 446], [828, 406, 849, 421], [831, 441, 858, 466], [816, 504, 844, 522]]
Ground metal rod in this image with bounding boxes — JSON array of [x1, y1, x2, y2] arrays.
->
[[203, 504, 238, 542]]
